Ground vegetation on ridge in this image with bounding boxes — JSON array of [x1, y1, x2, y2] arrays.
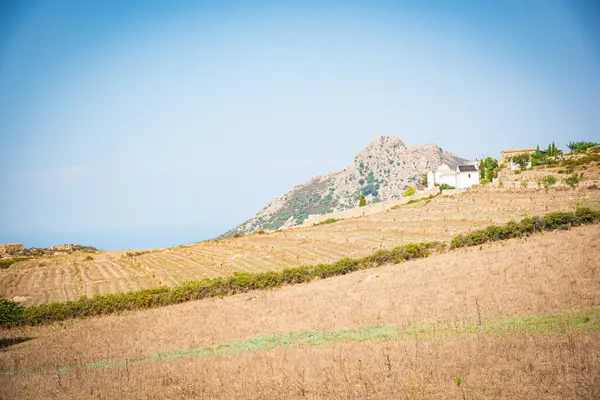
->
[[1, 207, 598, 328]]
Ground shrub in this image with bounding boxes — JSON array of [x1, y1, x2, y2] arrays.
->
[[561, 153, 600, 168], [315, 218, 339, 226], [543, 211, 576, 230], [0, 299, 25, 327], [564, 174, 580, 188], [359, 193, 367, 207], [85, 255, 94, 261], [438, 184, 455, 191], [575, 207, 600, 224], [450, 208, 599, 249], [520, 180, 528, 189], [539, 175, 556, 191], [403, 186, 416, 197], [8, 241, 442, 327], [0, 257, 31, 269], [479, 157, 498, 183]]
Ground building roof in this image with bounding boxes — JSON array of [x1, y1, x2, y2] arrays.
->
[[458, 165, 478, 172], [500, 148, 535, 154]]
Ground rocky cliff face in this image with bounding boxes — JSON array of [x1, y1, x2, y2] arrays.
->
[[221, 135, 469, 236]]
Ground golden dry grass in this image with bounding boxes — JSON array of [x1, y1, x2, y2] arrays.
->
[[1, 225, 599, 399], [1, 186, 599, 305]]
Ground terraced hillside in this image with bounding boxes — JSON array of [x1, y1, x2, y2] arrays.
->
[[2, 186, 599, 305], [1, 225, 599, 399]]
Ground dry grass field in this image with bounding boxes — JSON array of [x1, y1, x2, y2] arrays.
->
[[1, 224, 599, 399], [2, 186, 599, 305]]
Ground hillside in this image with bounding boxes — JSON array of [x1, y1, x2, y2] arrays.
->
[[2, 225, 599, 399], [222, 135, 469, 236], [2, 155, 600, 399], [2, 186, 599, 305]]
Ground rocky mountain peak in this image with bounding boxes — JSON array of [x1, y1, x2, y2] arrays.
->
[[220, 135, 469, 237], [364, 135, 407, 151]]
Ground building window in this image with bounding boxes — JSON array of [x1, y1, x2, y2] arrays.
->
[[468, 174, 471, 178]]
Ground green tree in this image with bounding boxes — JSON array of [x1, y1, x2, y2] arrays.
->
[[478, 157, 497, 184], [531, 145, 546, 166], [512, 153, 530, 170], [359, 193, 366, 207], [484, 157, 498, 182], [566, 141, 599, 153], [479, 159, 486, 183]]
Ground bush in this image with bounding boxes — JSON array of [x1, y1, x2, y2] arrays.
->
[[561, 153, 600, 168], [0, 257, 31, 269], [403, 186, 416, 197], [564, 174, 580, 188], [438, 184, 455, 191], [8, 241, 442, 327], [314, 218, 339, 226], [539, 175, 556, 191], [450, 208, 600, 249], [0, 299, 25, 327]]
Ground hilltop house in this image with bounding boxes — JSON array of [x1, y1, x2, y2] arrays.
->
[[500, 148, 535, 170], [427, 164, 480, 190]]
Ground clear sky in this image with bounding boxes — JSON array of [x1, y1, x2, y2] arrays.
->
[[1, 0, 599, 250]]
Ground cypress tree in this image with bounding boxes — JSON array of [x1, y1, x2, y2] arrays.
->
[[359, 193, 366, 207]]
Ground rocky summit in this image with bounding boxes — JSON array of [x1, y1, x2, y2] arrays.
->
[[221, 135, 469, 236]]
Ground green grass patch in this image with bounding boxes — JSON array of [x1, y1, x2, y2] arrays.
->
[[0, 257, 31, 269], [5, 307, 598, 376]]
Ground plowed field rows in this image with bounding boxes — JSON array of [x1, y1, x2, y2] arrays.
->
[[2, 187, 599, 305]]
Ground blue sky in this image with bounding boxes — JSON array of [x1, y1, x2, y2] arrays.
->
[[1, 0, 599, 249]]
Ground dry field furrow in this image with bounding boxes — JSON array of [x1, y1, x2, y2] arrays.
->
[[162, 253, 220, 279], [140, 256, 181, 286], [147, 254, 190, 279], [104, 260, 142, 292], [158, 254, 209, 281]]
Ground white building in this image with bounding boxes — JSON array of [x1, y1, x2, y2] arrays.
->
[[427, 164, 480, 190]]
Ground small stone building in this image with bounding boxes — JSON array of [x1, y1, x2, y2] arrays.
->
[[427, 164, 480, 190]]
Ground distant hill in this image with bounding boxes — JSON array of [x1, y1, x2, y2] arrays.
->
[[221, 135, 469, 237]]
